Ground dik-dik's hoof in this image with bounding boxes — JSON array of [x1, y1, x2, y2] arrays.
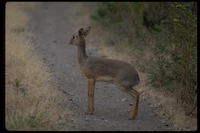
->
[[129, 117, 135, 120], [86, 110, 94, 115], [129, 113, 137, 120], [86, 112, 93, 115]]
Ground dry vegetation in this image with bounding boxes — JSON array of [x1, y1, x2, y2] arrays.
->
[[5, 2, 71, 130]]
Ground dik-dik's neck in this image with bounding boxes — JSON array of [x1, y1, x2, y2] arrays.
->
[[77, 38, 88, 65]]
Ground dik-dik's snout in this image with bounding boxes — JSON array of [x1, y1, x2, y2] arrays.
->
[[69, 39, 73, 45]]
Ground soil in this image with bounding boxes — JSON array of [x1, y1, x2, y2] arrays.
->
[[28, 2, 172, 131]]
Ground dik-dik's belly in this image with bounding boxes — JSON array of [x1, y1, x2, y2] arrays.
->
[[95, 76, 114, 82], [81, 66, 115, 82]]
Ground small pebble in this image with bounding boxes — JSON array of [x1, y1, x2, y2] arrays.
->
[[121, 98, 127, 102], [85, 117, 88, 121]]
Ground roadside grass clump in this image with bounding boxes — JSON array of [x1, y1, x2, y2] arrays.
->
[[6, 2, 70, 131], [14, 78, 21, 88]]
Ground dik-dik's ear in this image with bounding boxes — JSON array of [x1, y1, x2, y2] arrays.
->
[[78, 27, 91, 37], [78, 28, 84, 36], [84, 26, 91, 37]]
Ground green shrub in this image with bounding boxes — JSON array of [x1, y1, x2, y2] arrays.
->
[[142, 2, 197, 105]]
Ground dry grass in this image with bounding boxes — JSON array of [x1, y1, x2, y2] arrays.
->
[[136, 72, 197, 131], [5, 2, 71, 130]]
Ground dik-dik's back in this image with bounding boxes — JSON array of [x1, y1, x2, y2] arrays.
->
[[69, 26, 140, 119]]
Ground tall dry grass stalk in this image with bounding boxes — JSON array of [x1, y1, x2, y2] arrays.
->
[[5, 2, 70, 130]]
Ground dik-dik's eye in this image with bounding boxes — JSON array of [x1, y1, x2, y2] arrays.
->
[[72, 36, 76, 40]]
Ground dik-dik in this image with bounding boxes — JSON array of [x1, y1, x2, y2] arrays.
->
[[69, 26, 140, 119]]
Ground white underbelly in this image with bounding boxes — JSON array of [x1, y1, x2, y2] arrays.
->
[[95, 76, 114, 82]]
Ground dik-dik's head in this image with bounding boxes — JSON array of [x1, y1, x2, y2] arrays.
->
[[69, 26, 91, 46]]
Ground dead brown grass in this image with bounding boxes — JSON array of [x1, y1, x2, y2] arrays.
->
[[71, 2, 197, 131], [5, 2, 71, 130]]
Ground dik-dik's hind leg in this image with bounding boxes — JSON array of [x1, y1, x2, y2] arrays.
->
[[129, 88, 139, 120], [116, 83, 140, 119], [87, 79, 95, 115]]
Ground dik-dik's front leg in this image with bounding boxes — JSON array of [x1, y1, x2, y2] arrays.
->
[[87, 79, 95, 115]]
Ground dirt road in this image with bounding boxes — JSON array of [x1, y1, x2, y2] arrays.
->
[[28, 2, 171, 131]]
